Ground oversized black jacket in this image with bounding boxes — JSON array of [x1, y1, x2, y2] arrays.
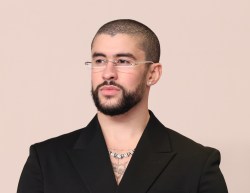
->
[[17, 111, 228, 193]]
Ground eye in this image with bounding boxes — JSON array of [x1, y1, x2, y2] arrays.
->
[[94, 59, 106, 67], [116, 59, 132, 66], [95, 59, 105, 64]]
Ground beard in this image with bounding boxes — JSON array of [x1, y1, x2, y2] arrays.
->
[[91, 79, 146, 116]]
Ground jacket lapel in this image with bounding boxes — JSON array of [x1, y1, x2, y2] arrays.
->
[[117, 112, 176, 193], [67, 111, 176, 193], [67, 116, 117, 193]]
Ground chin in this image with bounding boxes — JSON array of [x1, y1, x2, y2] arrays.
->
[[100, 94, 121, 103], [101, 100, 120, 108]]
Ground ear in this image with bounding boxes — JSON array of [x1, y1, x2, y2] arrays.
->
[[146, 63, 162, 86]]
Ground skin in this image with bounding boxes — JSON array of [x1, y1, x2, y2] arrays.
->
[[91, 33, 162, 158]]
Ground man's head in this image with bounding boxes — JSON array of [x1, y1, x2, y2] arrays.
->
[[90, 19, 162, 116], [91, 19, 161, 63]]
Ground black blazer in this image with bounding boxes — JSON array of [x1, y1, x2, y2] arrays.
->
[[17, 111, 228, 193]]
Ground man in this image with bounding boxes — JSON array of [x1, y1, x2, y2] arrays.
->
[[17, 19, 228, 193]]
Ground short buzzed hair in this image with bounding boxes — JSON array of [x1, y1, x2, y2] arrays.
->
[[91, 19, 161, 63]]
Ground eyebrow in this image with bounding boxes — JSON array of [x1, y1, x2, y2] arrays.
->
[[115, 53, 137, 60], [92, 52, 137, 60], [92, 52, 106, 58]]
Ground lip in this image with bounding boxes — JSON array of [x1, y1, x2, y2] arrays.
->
[[100, 85, 120, 96]]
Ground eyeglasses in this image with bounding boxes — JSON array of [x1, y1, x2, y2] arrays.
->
[[85, 59, 154, 70]]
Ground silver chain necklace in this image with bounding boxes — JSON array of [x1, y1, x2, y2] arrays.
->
[[108, 149, 135, 159]]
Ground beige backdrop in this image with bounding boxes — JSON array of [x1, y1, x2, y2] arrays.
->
[[1, 0, 249, 192]]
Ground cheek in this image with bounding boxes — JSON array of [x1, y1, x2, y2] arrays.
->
[[127, 77, 138, 86], [91, 72, 102, 89], [122, 74, 146, 90]]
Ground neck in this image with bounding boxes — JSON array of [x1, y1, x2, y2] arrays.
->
[[97, 103, 150, 150]]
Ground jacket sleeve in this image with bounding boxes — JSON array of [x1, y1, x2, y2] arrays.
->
[[17, 145, 44, 193], [198, 148, 228, 193]]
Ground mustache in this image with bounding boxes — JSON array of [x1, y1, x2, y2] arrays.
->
[[95, 80, 124, 91]]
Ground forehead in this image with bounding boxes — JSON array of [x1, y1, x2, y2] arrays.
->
[[91, 34, 145, 59]]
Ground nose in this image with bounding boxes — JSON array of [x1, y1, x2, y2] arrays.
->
[[102, 61, 118, 81]]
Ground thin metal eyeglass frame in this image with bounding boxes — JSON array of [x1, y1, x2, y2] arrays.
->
[[84, 60, 154, 69]]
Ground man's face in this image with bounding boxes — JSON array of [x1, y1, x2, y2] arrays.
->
[[91, 34, 149, 116]]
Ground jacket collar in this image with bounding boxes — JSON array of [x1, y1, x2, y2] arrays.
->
[[68, 111, 176, 193]]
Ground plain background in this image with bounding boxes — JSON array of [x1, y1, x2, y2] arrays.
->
[[1, 0, 249, 192]]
